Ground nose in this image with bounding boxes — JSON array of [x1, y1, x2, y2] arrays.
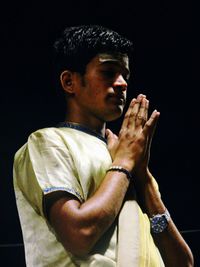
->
[[113, 74, 127, 91]]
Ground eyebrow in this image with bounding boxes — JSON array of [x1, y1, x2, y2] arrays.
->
[[99, 61, 130, 77]]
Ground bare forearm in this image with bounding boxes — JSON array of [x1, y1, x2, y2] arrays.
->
[[77, 166, 129, 238], [153, 220, 194, 267], [49, 166, 130, 256], [135, 171, 194, 267]]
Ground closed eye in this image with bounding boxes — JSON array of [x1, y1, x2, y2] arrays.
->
[[100, 70, 130, 83], [101, 70, 116, 79]]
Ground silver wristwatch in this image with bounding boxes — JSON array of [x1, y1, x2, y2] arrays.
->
[[150, 209, 170, 234]]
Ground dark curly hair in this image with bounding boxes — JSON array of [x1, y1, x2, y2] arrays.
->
[[53, 25, 133, 77]]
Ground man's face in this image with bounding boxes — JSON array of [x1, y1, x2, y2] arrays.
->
[[74, 53, 130, 122]]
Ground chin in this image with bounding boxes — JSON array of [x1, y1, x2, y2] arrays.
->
[[105, 106, 124, 122]]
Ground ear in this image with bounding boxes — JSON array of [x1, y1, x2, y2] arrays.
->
[[60, 70, 75, 94]]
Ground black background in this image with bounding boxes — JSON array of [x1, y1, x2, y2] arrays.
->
[[0, 0, 199, 266]]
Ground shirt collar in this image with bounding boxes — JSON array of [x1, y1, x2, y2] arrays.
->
[[57, 122, 107, 143]]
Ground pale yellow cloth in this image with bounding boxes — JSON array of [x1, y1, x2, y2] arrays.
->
[[13, 127, 115, 267], [13, 127, 164, 267], [117, 200, 165, 267]]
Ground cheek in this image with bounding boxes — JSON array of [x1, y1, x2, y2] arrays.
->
[[88, 84, 105, 97], [84, 77, 108, 100]]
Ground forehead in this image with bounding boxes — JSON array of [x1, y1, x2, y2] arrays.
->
[[97, 53, 129, 69]]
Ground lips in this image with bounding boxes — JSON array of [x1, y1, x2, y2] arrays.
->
[[107, 94, 125, 104]]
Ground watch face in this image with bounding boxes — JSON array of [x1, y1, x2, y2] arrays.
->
[[151, 214, 168, 234]]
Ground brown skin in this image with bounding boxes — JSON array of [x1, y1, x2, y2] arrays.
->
[[47, 54, 194, 266]]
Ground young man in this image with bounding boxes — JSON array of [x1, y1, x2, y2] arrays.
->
[[13, 25, 193, 266]]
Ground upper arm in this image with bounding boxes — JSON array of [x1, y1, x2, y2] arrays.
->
[[44, 191, 95, 256], [21, 129, 84, 215]]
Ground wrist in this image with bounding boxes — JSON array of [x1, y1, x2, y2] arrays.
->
[[150, 209, 171, 234], [106, 165, 132, 181], [133, 167, 153, 187], [136, 175, 164, 216], [112, 159, 134, 173]]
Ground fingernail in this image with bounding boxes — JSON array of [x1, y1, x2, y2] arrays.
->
[[154, 109, 160, 115]]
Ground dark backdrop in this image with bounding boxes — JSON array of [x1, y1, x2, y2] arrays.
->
[[1, 1, 199, 266]]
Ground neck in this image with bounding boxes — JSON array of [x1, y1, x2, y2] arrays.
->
[[65, 110, 106, 137]]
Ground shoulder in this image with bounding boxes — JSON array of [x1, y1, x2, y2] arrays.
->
[[27, 127, 72, 145], [28, 127, 62, 139], [14, 127, 67, 160]]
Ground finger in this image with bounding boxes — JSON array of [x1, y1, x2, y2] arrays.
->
[[135, 97, 149, 127], [143, 110, 160, 138], [106, 129, 118, 149], [130, 94, 144, 118], [106, 129, 114, 149], [106, 128, 114, 140], [145, 99, 149, 121], [120, 98, 136, 132], [145, 110, 160, 155], [127, 94, 144, 129]]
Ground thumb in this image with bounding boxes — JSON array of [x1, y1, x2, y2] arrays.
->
[[106, 128, 118, 150], [106, 128, 118, 140], [143, 110, 160, 138], [105, 128, 113, 139]]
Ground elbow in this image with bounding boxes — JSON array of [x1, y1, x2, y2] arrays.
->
[[62, 226, 99, 257], [187, 253, 194, 267], [171, 250, 194, 267], [66, 212, 111, 257], [74, 228, 98, 257], [185, 260, 194, 267], [185, 245, 194, 267]]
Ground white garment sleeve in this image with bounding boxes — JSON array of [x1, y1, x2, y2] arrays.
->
[[14, 128, 84, 217]]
